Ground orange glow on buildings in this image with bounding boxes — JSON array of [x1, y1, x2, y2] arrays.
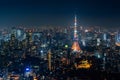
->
[[75, 60, 92, 69]]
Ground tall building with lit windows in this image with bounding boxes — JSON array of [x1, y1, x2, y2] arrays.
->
[[115, 32, 120, 46], [71, 15, 81, 52]]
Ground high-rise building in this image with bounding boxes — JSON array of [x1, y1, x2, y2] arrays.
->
[[115, 32, 120, 46], [71, 15, 81, 52]]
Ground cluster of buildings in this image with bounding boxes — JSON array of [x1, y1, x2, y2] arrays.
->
[[0, 16, 120, 79]]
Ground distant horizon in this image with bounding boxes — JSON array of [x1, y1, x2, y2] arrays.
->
[[0, 24, 120, 30]]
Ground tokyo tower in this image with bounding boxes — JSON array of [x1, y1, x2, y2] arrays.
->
[[71, 15, 82, 52]]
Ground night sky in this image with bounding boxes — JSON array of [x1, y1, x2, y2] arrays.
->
[[0, 0, 120, 28]]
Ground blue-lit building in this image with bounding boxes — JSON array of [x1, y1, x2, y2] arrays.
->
[[115, 32, 120, 46]]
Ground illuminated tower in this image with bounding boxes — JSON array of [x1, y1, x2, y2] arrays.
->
[[71, 15, 81, 52], [48, 49, 51, 70]]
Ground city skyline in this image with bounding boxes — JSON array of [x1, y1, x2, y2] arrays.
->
[[0, 0, 120, 28], [0, 8, 120, 79]]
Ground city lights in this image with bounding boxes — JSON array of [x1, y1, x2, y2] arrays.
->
[[0, 0, 119, 79]]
